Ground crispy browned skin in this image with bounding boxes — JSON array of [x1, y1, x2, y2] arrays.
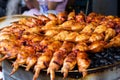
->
[[104, 28, 116, 41], [59, 20, 76, 30], [53, 31, 70, 41], [18, 17, 43, 27], [86, 12, 98, 23], [75, 33, 90, 42], [0, 40, 20, 62], [75, 11, 86, 23], [65, 32, 79, 42], [25, 53, 41, 71], [41, 20, 58, 30], [33, 41, 62, 80], [88, 41, 107, 53], [73, 42, 89, 52], [37, 37, 54, 51], [89, 33, 104, 43], [80, 23, 96, 34], [105, 34, 120, 48], [67, 10, 76, 20], [59, 20, 85, 31], [48, 13, 58, 21], [93, 24, 107, 34], [0, 11, 120, 80], [57, 11, 67, 24], [61, 51, 77, 78], [47, 41, 74, 80], [35, 14, 50, 24], [77, 51, 91, 77], [10, 45, 35, 75]]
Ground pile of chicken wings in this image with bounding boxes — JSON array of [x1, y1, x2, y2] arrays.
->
[[0, 11, 120, 80]]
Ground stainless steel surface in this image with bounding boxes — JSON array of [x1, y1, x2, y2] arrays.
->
[[2, 60, 120, 80]]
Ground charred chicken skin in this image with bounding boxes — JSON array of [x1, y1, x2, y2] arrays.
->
[[33, 41, 62, 80], [0, 11, 120, 80], [77, 51, 91, 77], [47, 41, 74, 80]]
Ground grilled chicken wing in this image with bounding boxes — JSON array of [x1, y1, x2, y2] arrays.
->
[[33, 41, 62, 80], [38, 37, 54, 51], [10, 46, 35, 75], [57, 11, 67, 24], [19, 17, 43, 27], [94, 24, 107, 33], [54, 31, 70, 41], [61, 51, 77, 78], [25, 53, 41, 71], [0, 43, 19, 62], [65, 32, 79, 42], [88, 41, 107, 53], [104, 28, 116, 41], [48, 13, 58, 21], [75, 33, 90, 42], [35, 14, 50, 24], [80, 23, 96, 34], [77, 51, 91, 77], [67, 10, 76, 20], [73, 42, 89, 52], [59, 20, 76, 30], [105, 34, 120, 48], [89, 33, 104, 43], [47, 41, 74, 80], [41, 20, 58, 30], [44, 30, 60, 37], [86, 12, 98, 23], [75, 11, 86, 23], [71, 22, 85, 31]]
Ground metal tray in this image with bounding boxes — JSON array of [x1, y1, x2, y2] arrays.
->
[[1, 15, 120, 80]]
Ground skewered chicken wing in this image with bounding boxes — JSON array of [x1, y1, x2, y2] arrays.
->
[[19, 17, 43, 27], [47, 41, 74, 80], [94, 24, 107, 33], [75, 33, 90, 42], [59, 20, 76, 30], [75, 11, 86, 23], [48, 13, 58, 21], [80, 23, 96, 34], [25, 53, 41, 71], [104, 28, 116, 41], [73, 42, 89, 52], [77, 51, 91, 77], [105, 34, 120, 48], [65, 32, 79, 42], [57, 11, 67, 24], [71, 22, 85, 31], [35, 14, 50, 24], [86, 12, 98, 23], [0, 40, 20, 62], [33, 41, 62, 80], [54, 31, 70, 41], [44, 30, 60, 37], [41, 20, 58, 30], [67, 10, 76, 20], [10, 45, 35, 75], [61, 51, 77, 78], [37, 37, 54, 51], [88, 41, 107, 53], [89, 33, 104, 43]]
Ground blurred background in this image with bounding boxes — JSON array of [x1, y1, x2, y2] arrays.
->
[[0, 0, 120, 17]]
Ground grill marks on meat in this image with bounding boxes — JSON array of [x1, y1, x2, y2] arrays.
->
[[0, 11, 120, 80], [47, 42, 74, 80]]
